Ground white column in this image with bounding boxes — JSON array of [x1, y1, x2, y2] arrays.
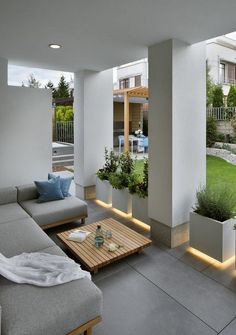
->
[[0, 57, 8, 86], [74, 69, 113, 199], [148, 39, 206, 247]]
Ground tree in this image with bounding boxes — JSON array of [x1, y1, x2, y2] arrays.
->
[[206, 116, 217, 147], [206, 63, 214, 107], [227, 85, 236, 107], [45, 80, 56, 98], [54, 75, 70, 98], [26, 74, 41, 88], [212, 85, 224, 107]]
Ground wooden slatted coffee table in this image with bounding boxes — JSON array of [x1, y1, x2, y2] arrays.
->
[[57, 218, 151, 273]]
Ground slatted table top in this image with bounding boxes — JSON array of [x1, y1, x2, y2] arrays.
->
[[57, 218, 152, 273]]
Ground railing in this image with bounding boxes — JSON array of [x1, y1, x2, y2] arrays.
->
[[207, 107, 236, 121], [56, 121, 74, 143]]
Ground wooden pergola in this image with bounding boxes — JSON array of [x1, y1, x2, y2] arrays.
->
[[113, 86, 149, 152]]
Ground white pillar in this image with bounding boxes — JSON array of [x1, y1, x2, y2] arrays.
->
[[148, 39, 206, 247], [0, 57, 8, 87], [74, 69, 113, 199]]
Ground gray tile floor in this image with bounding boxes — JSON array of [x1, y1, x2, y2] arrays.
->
[[46, 200, 236, 335]]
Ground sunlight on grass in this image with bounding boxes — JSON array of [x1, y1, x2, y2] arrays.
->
[[207, 155, 236, 193]]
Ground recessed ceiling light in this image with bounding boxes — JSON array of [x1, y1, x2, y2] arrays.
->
[[49, 44, 62, 49]]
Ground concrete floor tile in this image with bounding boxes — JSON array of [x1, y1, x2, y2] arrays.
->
[[94, 267, 216, 335], [203, 257, 236, 293], [127, 246, 236, 332], [219, 318, 236, 335]]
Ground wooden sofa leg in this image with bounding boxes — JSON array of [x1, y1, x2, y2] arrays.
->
[[84, 327, 92, 335], [81, 218, 85, 225]]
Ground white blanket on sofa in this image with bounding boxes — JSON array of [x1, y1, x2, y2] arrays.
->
[[0, 252, 91, 287]]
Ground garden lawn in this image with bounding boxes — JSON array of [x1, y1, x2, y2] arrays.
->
[[135, 156, 236, 195], [206, 155, 236, 193], [134, 159, 145, 177]]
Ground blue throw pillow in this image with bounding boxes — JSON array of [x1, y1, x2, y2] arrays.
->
[[34, 177, 64, 203], [48, 173, 72, 197]]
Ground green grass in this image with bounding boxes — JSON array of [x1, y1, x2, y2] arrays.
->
[[134, 159, 145, 177], [134, 156, 236, 195], [206, 155, 236, 193]]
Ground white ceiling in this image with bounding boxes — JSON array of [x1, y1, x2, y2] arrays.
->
[[1, 0, 236, 72]]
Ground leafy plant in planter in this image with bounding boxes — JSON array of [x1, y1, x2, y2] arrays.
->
[[96, 148, 119, 181], [128, 159, 148, 198], [109, 152, 134, 189], [194, 186, 235, 222], [190, 185, 236, 262]]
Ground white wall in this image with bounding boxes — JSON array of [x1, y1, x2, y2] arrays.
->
[[0, 72, 52, 187], [74, 69, 113, 192], [116, 59, 148, 87], [148, 39, 206, 228]]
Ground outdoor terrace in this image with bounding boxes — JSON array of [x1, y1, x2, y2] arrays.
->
[[46, 176, 236, 335]]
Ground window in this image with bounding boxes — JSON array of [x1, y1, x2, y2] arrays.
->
[[227, 63, 236, 84], [119, 75, 142, 89], [135, 75, 141, 86], [119, 78, 129, 89], [219, 63, 225, 83]]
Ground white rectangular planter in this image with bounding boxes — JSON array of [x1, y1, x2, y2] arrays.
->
[[96, 178, 112, 205], [112, 188, 132, 215], [132, 194, 150, 225], [189, 212, 235, 262]]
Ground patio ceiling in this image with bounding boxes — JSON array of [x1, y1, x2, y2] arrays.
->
[[1, 0, 236, 72]]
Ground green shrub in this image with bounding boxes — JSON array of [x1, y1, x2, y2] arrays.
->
[[207, 116, 217, 147], [212, 85, 224, 107], [194, 186, 236, 222], [56, 106, 73, 121], [109, 172, 130, 189], [216, 133, 225, 142], [96, 148, 119, 181], [119, 151, 134, 174], [128, 159, 148, 198], [108, 152, 134, 190], [227, 86, 236, 107]]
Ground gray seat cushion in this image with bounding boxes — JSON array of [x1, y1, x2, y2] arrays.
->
[[0, 203, 30, 224], [0, 218, 55, 257], [0, 245, 102, 335], [20, 197, 88, 227]]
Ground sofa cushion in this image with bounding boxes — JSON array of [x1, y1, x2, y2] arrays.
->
[[0, 187, 17, 205], [20, 197, 88, 227], [34, 177, 64, 203], [0, 203, 30, 224], [0, 218, 55, 257], [17, 184, 39, 202], [48, 173, 72, 197], [0, 245, 102, 335]]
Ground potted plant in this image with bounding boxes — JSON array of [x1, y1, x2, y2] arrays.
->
[[190, 186, 236, 262], [109, 152, 133, 214], [129, 159, 149, 224], [96, 148, 119, 205]]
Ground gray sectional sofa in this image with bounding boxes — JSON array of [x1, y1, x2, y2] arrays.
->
[[0, 186, 102, 335]]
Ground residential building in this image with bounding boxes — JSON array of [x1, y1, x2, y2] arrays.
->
[[207, 35, 236, 96], [113, 59, 148, 144]]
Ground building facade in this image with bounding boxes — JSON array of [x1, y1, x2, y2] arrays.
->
[[207, 36, 236, 96]]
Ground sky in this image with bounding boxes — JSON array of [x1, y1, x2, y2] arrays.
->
[[8, 65, 74, 88], [8, 64, 118, 87]]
